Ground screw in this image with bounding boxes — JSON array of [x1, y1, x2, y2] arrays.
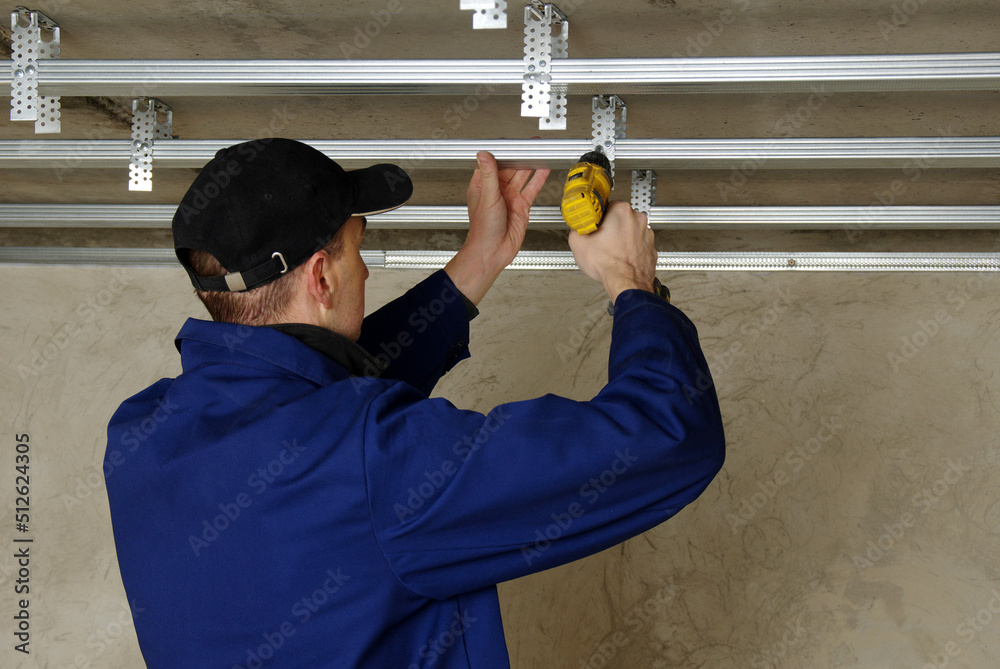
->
[[788, 258, 797, 267], [528, 65, 535, 72], [604, 140, 612, 148], [539, 60, 547, 67], [14, 69, 25, 79], [25, 64, 36, 76]]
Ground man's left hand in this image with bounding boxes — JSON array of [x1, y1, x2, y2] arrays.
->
[[445, 151, 550, 306]]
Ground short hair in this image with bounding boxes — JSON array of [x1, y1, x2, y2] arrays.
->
[[187, 231, 345, 326]]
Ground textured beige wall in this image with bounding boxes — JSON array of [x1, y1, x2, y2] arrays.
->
[[3, 1, 1000, 667], [1, 264, 999, 668]]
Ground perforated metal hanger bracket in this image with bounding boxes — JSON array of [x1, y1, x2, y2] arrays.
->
[[9, 7, 61, 134], [129, 98, 173, 192], [631, 170, 657, 214], [460, 0, 507, 29], [521, 2, 568, 130], [592, 94, 627, 179]]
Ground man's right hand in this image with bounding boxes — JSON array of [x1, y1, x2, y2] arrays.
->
[[568, 201, 658, 303]]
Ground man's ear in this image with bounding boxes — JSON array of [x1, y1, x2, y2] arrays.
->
[[303, 251, 336, 310]]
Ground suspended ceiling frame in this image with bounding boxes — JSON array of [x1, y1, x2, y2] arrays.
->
[[4, 10, 1000, 272]]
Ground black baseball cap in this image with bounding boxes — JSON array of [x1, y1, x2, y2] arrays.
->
[[172, 138, 413, 292]]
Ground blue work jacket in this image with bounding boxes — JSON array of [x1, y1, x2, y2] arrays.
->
[[105, 270, 725, 668]]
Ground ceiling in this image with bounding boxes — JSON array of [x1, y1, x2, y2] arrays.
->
[[1, 0, 998, 257]]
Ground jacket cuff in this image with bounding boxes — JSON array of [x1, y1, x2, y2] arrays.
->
[[417, 270, 473, 372], [611, 288, 673, 319]]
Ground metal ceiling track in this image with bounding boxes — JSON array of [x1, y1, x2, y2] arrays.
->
[[0, 248, 996, 273], [3, 204, 1000, 231], [27, 53, 1000, 97], [4, 137, 1000, 170]]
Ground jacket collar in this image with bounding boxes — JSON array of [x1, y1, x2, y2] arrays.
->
[[265, 322, 386, 378], [174, 318, 384, 386]]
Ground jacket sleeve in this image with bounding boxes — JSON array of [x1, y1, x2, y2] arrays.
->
[[363, 289, 726, 600], [357, 269, 472, 395]]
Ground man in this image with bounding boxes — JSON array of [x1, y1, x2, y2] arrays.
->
[[105, 138, 725, 668]]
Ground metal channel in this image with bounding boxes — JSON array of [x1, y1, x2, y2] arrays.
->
[[31, 53, 1000, 97], [0, 248, 996, 272], [381, 251, 1000, 272], [4, 137, 1000, 170], [2, 204, 999, 230]]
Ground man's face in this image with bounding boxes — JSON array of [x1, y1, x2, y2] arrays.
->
[[323, 216, 369, 340]]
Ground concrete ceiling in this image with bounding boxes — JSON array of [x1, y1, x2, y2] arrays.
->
[[1, 0, 998, 255]]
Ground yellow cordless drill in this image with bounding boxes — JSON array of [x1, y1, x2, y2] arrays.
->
[[560, 150, 614, 235], [560, 150, 671, 303]]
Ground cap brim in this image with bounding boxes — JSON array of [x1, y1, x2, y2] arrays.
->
[[349, 163, 413, 217]]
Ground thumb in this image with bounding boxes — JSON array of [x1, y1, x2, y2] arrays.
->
[[476, 151, 500, 198]]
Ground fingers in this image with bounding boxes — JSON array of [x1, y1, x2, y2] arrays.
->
[[466, 166, 482, 201], [568, 200, 657, 301], [503, 167, 534, 193], [476, 151, 501, 196], [478, 144, 550, 201], [603, 200, 635, 226], [513, 136, 548, 199], [519, 167, 551, 206], [467, 165, 482, 191]]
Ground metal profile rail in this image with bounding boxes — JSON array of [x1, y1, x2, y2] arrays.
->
[[2, 204, 1000, 230], [27, 53, 1000, 97], [0, 247, 996, 272], [383, 251, 1000, 272], [4, 137, 1000, 170]]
